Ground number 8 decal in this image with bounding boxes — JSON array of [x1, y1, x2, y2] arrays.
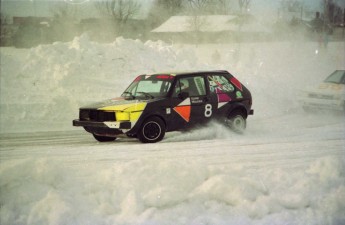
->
[[204, 104, 212, 117]]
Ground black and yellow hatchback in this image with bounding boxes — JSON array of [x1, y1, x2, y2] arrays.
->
[[73, 70, 254, 143]]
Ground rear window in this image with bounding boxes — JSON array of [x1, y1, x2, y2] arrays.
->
[[208, 75, 235, 93]]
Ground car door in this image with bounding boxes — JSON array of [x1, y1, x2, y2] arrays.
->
[[169, 75, 213, 130]]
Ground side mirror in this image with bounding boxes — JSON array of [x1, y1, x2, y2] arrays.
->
[[178, 91, 189, 99]]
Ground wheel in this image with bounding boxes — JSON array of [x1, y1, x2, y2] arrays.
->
[[227, 110, 247, 133], [93, 134, 117, 142], [138, 116, 166, 143]]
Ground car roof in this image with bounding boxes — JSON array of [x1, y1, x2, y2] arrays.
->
[[148, 70, 230, 77]]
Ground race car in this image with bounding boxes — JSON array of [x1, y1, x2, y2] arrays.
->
[[73, 70, 254, 143], [299, 70, 345, 112]]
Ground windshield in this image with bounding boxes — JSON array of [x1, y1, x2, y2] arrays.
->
[[324, 70, 345, 84], [122, 75, 174, 99]]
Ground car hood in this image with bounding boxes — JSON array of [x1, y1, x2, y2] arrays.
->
[[305, 82, 345, 95], [81, 97, 160, 111]]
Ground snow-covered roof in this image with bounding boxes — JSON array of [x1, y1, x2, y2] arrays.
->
[[151, 15, 271, 33], [152, 15, 237, 33]]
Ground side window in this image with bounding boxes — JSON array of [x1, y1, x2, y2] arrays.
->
[[173, 76, 206, 97], [207, 75, 235, 93], [194, 76, 206, 96], [172, 79, 185, 97]]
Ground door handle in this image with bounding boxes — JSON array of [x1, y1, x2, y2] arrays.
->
[[204, 96, 210, 102]]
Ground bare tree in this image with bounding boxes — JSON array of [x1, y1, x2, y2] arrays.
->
[[1, 13, 8, 25], [238, 0, 251, 13], [51, 2, 79, 19], [213, 0, 234, 14], [192, 0, 235, 15], [322, 0, 344, 23], [186, 0, 208, 14], [95, 0, 140, 26], [0, 13, 12, 46], [94, 0, 141, 36], [148, 0, 183, 26], [50, 2, 80, 41], [280, 0, 302, 12], [155, 0, 183, 15]]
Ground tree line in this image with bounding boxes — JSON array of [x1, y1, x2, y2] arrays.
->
[[1, 0, 344, 47]]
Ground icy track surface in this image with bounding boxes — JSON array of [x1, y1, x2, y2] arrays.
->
[[1, 113, 345, 225], [1, 36, 345, 224]]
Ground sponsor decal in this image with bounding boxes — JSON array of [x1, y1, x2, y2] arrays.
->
[[173, 98, 191, 122], [191, 96, 203, 104], [176, 98, 191, 106], [236, 91, 243, 99], [99, 102, 147, 130], [204, 104, 212, 117], [104, 122, 121, 129], [208, 75, 234, 92], [218, 102, 227, 109], [216, 88, 232, 102]]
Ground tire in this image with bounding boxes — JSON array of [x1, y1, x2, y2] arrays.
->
[[227, 110, 247, 133], [93, 134, 117, 142], [138, 116, 166, 143]]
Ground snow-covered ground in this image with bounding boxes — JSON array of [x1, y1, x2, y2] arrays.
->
[[1, 36, 344, 225]]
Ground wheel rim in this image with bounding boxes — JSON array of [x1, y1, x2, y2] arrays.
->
[[143, 121, 161, 141], [231, 115, 245, 131]]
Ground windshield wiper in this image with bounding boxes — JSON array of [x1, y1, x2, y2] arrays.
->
[[137, 92, 154, 99]]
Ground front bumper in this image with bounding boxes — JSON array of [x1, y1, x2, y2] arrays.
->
[[73, 119, 132, 130], [300, 97, 344, 111]]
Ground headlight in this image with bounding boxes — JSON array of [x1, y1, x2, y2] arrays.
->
[[116, 111, 144, 121]]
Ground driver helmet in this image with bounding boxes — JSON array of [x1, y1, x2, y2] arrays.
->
[[180, 79, 189, 90]]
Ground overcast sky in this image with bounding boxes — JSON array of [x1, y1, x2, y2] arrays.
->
[[0, 0, 336, 19]]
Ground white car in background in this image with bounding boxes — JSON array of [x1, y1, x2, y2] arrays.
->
[[300, 70, 345, 112]]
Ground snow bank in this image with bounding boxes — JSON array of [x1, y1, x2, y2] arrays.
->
[[1, 36, 345, 133], [0, 35, 202, 133], [1, 36, 344, 133], [1, 156, 344, 225]]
